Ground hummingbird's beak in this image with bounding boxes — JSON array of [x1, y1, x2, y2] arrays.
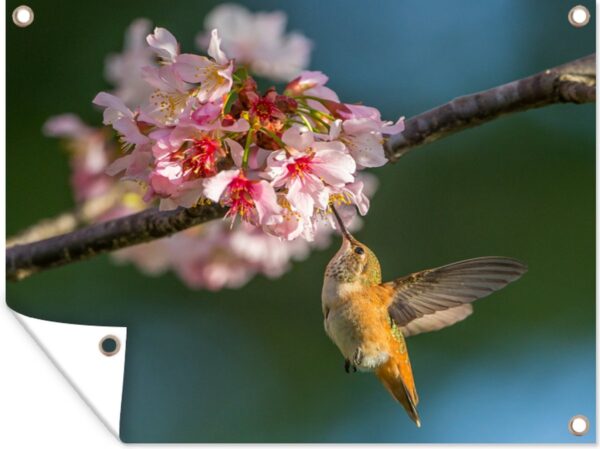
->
[[331, 205, 354, 241]]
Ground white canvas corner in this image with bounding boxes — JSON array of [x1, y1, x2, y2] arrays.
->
[[12, 312, 127, 438]]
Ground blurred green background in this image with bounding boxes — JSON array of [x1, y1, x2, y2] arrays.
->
[[6, 0, 595, 443]]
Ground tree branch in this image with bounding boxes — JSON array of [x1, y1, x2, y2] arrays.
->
[[7, 203, 227, 280], [6, 189, 125, 247], [384, 54, 595, 160], [6, 54, 595, 281]]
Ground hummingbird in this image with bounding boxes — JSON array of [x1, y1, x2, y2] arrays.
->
[[321, 206, 527, 427]]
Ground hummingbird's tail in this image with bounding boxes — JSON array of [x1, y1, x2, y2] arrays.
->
[[375, 347, 421, 427]]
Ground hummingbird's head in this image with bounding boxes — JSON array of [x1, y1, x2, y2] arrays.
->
[[325, 206, 382, 285]]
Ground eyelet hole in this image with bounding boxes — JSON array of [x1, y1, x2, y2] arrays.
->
[[12, 5, 34, 28], [568, 5, 590, 27], [568, 415, 590, 436], [99, 335, 121, 357]]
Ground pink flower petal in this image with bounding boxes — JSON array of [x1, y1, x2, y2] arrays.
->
[[346, 132, 387, 168], [106, 155, 133, 176], [43, 114, 91, 138], [146, 27, 179, 63], [345, 180, 370, 215], [382, 116, 405, 135], [287, 177, 316, 218], [203, 169, 240, 202], [282, 126, 313, 151], [113, 117, 149, 145], [207, 29, 229, 65], [93, 92, 133, 124], [191, 101, 222, 125], [312, 149, 356, 186], [226, 138, 244, 168], [251, 180, 282, 225], [175, 54, 212, 83]]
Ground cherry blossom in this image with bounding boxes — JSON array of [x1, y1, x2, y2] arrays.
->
[[146, 27, 180, 63], [175, 29, 234, 103], [148, 130, 223, 210], [92, 92, 149, 146], [266, 127, 356, 220], [91, 23, 403, 237], [138, 65, 194, 126], [43, 5, 404, 291], [43, 114, 114, 203], [197, 3, 311, 81], [105, 19, 156, 107], [334, 106, 404, 168], [285, 71, 339, 101], [204, 169, 282, 226]]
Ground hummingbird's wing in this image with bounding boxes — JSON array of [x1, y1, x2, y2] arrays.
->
[[399, 304, 474, 337], [382, 257, 527, 337]]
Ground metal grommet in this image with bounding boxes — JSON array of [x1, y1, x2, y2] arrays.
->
[[568, 415, 590, 436], [12, 5, 34, 28], [99, 335, 121, 357], [568, 5, 591, 28]]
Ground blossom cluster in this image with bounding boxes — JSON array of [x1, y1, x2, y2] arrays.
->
[[93, 27, 402, 241], [43, 4, 401, 290]]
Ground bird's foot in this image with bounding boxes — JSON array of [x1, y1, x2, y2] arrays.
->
[[353, 347, 363, 367], [344, 359, 357, 373]]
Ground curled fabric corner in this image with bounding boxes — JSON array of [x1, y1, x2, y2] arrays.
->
[[10, 310, 127, 439]]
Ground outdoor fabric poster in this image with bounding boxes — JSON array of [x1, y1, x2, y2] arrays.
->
[[4, 0, 595, 444]]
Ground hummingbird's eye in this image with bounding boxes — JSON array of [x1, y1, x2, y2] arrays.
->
[[354, 246, 365, 255]]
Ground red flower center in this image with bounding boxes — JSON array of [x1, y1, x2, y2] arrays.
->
[[227, 175, 255, 218], [286, 155, 313, 179], [251, 98, 278, 122], [175, 137, 220, 179]]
